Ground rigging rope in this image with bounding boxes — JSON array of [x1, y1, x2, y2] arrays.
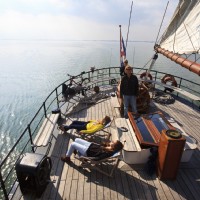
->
[[155, 1, 169, 45], [137, 53, 158, 75], [126, 1, 133, 49], [137, 57, 152, 75], [137, 2, 168, 76], [138, 2, 169, 76]]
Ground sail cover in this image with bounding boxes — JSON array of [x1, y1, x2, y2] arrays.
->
[[159, 0, 200, 54]]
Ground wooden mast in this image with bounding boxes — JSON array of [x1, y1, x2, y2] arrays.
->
[[155, 45, 200, 76]]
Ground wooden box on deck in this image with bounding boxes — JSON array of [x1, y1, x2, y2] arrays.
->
[[157, 130, 186, 180]]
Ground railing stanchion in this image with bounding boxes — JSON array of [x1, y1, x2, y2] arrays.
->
[[27, 124, 35, 153], [177, 77, 183, 97], [43, 102, 47, 118], [55, 88, 59, 108], [0, 170, 9, 200]]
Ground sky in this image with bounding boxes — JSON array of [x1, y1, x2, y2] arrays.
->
[[0, 0, 179, 41]]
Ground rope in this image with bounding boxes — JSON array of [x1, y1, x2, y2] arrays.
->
[[136, 57, 152, 75], [153, 92, 175, 104], [120, 127, 128, 132], [155, 1, 169, 45], [136, 57, 154, 75]]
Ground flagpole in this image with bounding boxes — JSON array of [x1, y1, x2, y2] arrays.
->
[[126, 1, 133, 49], [119, 25, 122, 65]]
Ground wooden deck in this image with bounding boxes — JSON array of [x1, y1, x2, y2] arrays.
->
[[18, 90, 200, 200]]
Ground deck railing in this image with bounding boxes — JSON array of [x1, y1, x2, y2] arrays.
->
[[0, 67, 200, 199]]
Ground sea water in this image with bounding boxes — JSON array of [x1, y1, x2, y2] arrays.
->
[[0, 40, 199, 157]]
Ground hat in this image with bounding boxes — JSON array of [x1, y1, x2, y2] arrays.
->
[[124, 59, 128, 63]]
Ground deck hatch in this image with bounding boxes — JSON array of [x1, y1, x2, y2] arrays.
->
[[128, 111, 174, 148]]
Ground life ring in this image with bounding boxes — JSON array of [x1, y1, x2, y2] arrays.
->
[[140, 72, 153, 80], [161, 74, 177, 87]]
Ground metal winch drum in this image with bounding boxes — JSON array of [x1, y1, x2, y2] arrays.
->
[[15, 153, 52, 197]]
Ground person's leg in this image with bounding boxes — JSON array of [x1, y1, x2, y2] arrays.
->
[[66, 141, 89, 157], [130, 95, 137, 113], [123, 95, 129, 118], [69, 121, 88, 131], [63, 121, 88, 131], [72, 121, 86, 125], [75, 138, 91, 148]]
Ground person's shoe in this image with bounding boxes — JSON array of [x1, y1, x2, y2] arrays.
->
[[58, 125, 69, 132], [73, 150, 77, 155], [58, 126, 64, 131], [61, 156, 71, 163], [65, 127, 70, 131]]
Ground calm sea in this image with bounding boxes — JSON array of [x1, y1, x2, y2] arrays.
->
[[0, 40, 199, 156]]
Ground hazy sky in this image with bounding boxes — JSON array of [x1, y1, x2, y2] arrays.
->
[[0, 0, 179, 41]]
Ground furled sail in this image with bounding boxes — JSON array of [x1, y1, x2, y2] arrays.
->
[[155, 0, 200, 75]]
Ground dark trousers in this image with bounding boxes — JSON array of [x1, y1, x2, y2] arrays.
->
[[64, 121, 88, 131]]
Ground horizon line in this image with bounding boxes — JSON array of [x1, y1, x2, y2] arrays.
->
[[0, 39, 155, 43]]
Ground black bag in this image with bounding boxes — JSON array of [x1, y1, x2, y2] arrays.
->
[[62, 83, 76, 98], [52, 108, 61, 114], [144, 147, 158, 176]]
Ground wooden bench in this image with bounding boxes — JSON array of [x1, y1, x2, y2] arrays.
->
[[33, 113, 60, 147], [115, 118, 154, 164], [115, 118, 141, 152], [111, 95, 120, 107], [111, 95, 121, 117]]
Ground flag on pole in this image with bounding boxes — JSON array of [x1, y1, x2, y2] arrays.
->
[[120, 36, 126, 58], [120, 36, 126, 67]]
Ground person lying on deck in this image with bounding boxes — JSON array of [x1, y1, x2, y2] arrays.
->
[[61, 138, 123, 163], [58, 116, 111, 134]]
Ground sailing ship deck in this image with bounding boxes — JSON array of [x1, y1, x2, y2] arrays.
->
[[18, 89, 200, 200]]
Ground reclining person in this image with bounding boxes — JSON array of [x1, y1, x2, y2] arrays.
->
[[58, 116, 111, 134], [61, 138, 123, 163]]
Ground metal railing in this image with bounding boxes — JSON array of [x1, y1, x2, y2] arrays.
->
[[0, 67, 200, 199]]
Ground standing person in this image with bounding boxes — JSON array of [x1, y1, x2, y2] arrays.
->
[[120, 59, 128, 76], [120, 65, 139, 118]]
